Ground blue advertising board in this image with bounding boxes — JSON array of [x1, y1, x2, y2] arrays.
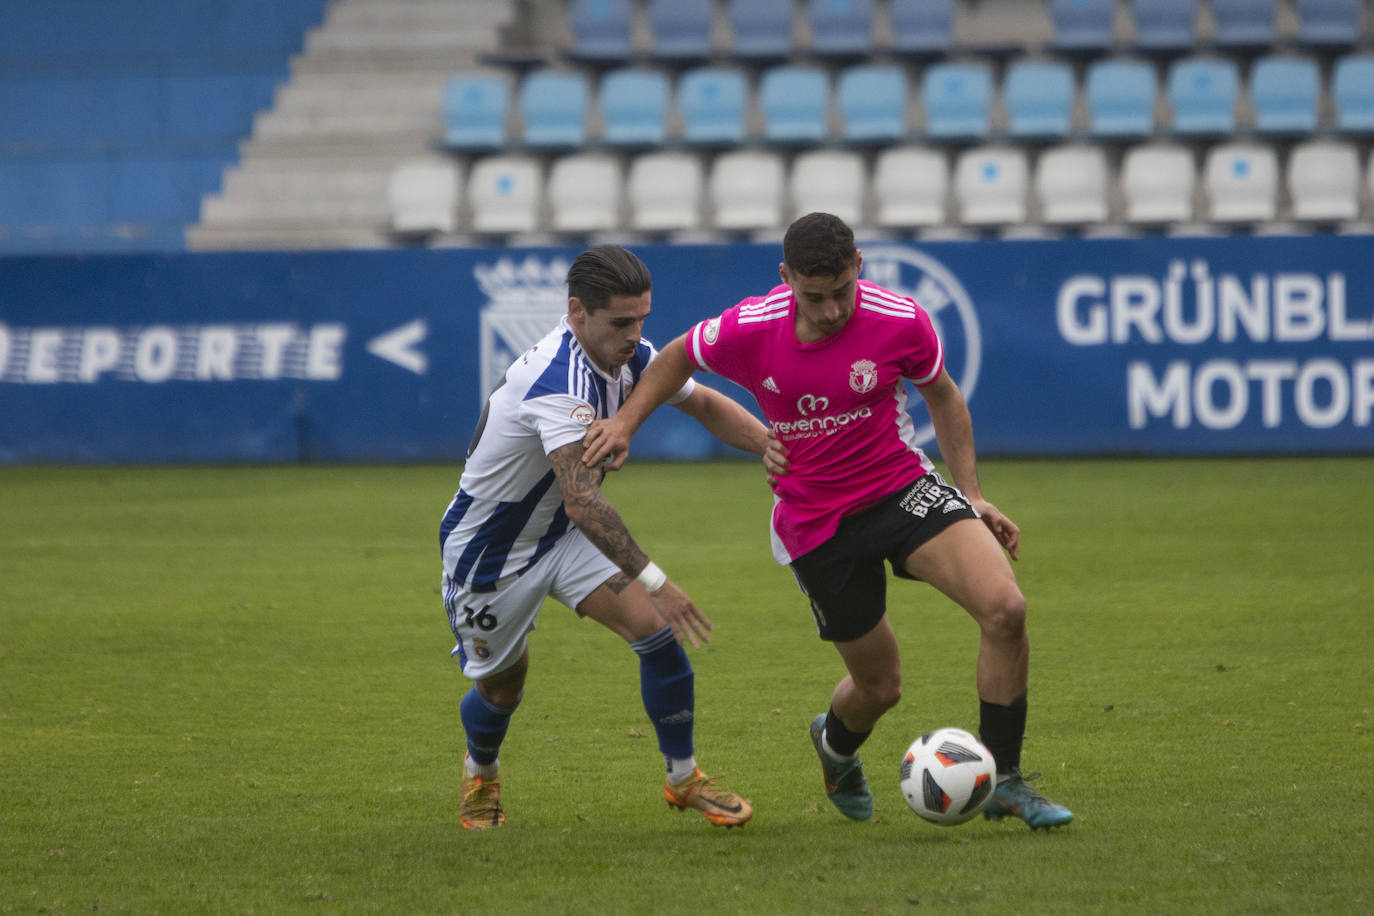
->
[[1, 235, 1371, 464]]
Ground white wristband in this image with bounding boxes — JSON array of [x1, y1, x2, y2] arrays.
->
[[636, 560, 667, 593]]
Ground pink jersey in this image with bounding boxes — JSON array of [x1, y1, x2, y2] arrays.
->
[[685, 280, 944, 563]]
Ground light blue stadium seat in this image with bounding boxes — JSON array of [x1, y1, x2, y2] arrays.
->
[[1130, 0, 1197, 52], [728, 0, 793, 59], [1210, 0, 1276, 48], [1295, 0, 1362, 47], [888, 0, 954, 55], [647, 0, 715, 60], [807, 0, 876, 58], [1167, 56, 1238, 135], [837, 63, 908, 142], [1332, 54, 1374, 133], [441, 73, 510, 150], [678, 66, 749, 144], [1085, 58, 1157, 137], [1004, 59, 1076, 139], [921, 61, 993, 140], [759, 65, 830, 143], [519, 68, 590, 148], [566, 0, 633, 62], [599, 68, 671, 146], [1050, 0, 1116, 52], [1250, 56, 1320, 134]]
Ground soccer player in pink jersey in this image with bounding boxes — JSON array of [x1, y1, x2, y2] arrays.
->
[[582, 213, 1073, 830]]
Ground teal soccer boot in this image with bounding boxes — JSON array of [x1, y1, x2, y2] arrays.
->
[[809, 713, 874, 821], [982, 769, 1074, 830]]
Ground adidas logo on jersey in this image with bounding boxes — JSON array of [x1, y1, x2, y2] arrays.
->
[[762, 376, 780, 394]]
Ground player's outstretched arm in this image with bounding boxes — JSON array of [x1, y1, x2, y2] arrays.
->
[[918, 368, 1020, 560], [673, 384, 770, 457], [549, 440, 713, 646], [581, 334, 695, 470]]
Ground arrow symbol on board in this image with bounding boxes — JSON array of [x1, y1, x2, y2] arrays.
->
[[367, 319, 428, 375]]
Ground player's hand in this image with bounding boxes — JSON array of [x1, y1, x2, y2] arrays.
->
[[647, 578, 714, 649], [973, 499, 1020, 561], [582, 418, 631, 470], [762, 431, 789, 488]]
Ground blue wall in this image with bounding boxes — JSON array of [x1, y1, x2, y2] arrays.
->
[[2, 235, 1372, 464]]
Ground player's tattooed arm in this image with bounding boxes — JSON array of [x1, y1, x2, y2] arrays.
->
[[548, 442, 651, 578]]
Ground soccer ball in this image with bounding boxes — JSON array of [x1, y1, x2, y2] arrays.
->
[[899, 727, 997, 826]]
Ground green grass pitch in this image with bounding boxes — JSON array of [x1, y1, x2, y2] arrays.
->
[[1, 457, 1370, 914]]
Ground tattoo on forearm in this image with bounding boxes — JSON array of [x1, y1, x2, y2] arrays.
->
[[550, 444, 649, 576], [603, 573, 632, 594]]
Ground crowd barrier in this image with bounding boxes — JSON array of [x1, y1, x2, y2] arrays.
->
[[2, 234, 1371, 464]]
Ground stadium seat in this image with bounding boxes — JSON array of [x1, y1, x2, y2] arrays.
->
[[728, 0, 794, 59], [759, 65, 831, 144], [1209, 0, 1276, 48], [1121, 143, 1195, 223], [1130, 0, 1197, 52], [518, 68, 590, 148], [1332, 54, 1374, 133], [888, 0, 954, 56], [1085, 58, 1157, 138], [1036, 144, 1110, 224], [1004, 59, 1076, 139], [627, 151, 705, 231], [441, 73, 510, 151], [1204, 143, 1279, 223], [566, 0, 634, 62], [468, 155, 543, 234], [872, 146, 949, 227], [709, 149, 786, 230], [547, 154, 623, 232], [1049, 0, 1116, 52], [647, 0, 715, 61], [677, 66, 749, 145], [1295, 0, 1362, 47], [921, 61, 993, 140], [1250, 56, 1320, 135], [954, 146, 1029, 225], [1167, 56, 1238, 135], [388, 157, 462, 235], [599, 68, 671, 146], [1287, 140, 1361, 222], [836, 64, 908, 142], [807, 0, 877, 58], [789, 149, 867, 224]]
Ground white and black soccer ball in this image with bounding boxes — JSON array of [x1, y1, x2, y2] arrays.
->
[[899, 727, 997, 826]]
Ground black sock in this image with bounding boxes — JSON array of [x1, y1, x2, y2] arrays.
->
[[823, 706, 871, 758], [979, 691, 1028, 776]]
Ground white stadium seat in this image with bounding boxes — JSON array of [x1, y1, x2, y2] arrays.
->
[[1288, 140, 1361, 223], [627, 151, 705, 232], [955, 146, 1029, 225], [709, 150, 786, 231], [388, 157, 462, 234], [547, 154, 623, 232], [468, 155, 543, 234], [789, 149, 866, 224], [1121, 143, 1195, 224], [1036, 144, 1111, 225], [872, 146, 948, 227], [1205, 142, 1279, 223]]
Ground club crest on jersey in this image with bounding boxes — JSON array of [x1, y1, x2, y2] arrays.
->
[[570, 404, 595, 425], [849, 359, 878, 394], [703, 317, 721, 345]]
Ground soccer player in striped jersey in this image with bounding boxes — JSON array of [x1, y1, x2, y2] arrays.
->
[[443, 245, 769, 829], [581, 213, 1073, 830]]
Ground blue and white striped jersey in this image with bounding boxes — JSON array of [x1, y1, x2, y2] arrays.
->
[[439, 317, 694, 593]]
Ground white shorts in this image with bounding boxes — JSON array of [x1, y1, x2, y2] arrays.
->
[[442, 529, 619, 679]]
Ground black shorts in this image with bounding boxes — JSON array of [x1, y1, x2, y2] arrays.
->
[[789, 472, 980, 643]]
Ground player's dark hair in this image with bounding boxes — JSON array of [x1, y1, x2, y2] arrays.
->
[[782, 212, 857, 278], [566, 245, 652, 313]]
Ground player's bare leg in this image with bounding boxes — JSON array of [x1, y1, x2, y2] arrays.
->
[[904, 518, 1072, 829]]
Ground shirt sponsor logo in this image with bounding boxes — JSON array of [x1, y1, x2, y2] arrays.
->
[[797, 394, 830, 415]]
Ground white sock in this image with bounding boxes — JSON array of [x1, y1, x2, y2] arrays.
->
[[465, 756, 499, 780], [666, 756, 698, 785]]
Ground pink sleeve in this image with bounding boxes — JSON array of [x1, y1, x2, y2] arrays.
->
[[903, 304, 945, 387], [684, 305, 743, 382]]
